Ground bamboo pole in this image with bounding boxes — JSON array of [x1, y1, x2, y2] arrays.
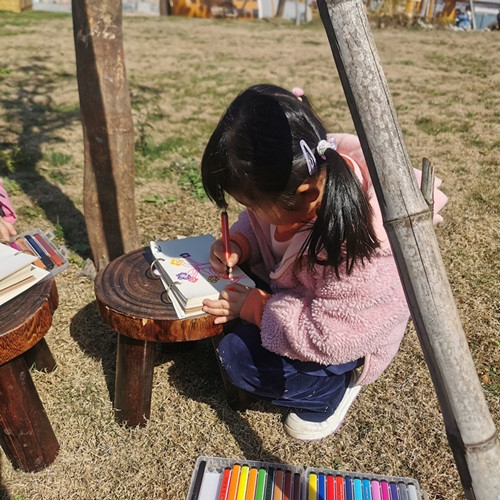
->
[[72, 0, 141, 271], [316, 0, 500, 498]]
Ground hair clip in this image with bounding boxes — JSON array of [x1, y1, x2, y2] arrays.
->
[[316, 137, 337, 159], [299, 139, 317, 175]]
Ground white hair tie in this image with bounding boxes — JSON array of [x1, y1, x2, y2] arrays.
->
[[317, 137, 337, 159]]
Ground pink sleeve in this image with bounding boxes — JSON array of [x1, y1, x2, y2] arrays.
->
[[0, 179, 17, 224], [331, 133, 448, 225]]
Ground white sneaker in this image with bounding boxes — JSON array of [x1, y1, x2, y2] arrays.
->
[[284, 371, 361, 441]]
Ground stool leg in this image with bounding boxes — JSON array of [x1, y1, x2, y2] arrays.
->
[[23, 338, 57, 373], [0, 355, 59, 472], [114, 334, 155, 427], [211, 333, 252, 411]]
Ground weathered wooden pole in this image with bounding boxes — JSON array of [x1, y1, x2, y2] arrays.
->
[[316, 0, 500, 498], [72, 0, 141, 271]]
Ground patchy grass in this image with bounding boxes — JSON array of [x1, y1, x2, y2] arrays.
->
[[0, 12, 499, 500]]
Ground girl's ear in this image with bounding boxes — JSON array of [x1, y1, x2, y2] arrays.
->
[[295, 178, 321, 204]]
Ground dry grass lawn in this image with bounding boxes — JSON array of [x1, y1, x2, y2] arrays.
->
[[0, 10, 499, 500]]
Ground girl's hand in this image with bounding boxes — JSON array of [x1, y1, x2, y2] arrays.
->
[[202, 283, 252, 324], [209, 238, 241, 275], [0, 218, 16, 243]]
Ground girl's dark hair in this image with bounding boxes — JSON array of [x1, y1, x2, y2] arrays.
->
[[201, 84, 379, 276]]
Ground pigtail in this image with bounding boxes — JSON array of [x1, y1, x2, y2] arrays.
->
[[304, 149, 379, 277]]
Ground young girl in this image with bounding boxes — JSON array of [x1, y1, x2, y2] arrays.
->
[[201, 84, 447, 441], [0, 178, 17, 243]]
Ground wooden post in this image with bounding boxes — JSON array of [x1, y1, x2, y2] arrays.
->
[[316, 0, 500, 498], [72, 0, 141, 271]]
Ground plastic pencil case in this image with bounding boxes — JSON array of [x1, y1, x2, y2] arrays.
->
[[186, 455, 305, 500], [13, 228, 69, 279], [305, 466, 424, 499]]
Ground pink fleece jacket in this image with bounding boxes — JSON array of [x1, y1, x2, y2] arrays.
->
[[0, 179, 17, 224], [229, 133, 447, 386]]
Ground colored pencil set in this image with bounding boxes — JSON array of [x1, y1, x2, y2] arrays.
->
[[10, 229, 68, 278], [187, 457, 423, 500], [306, 469, 420, 500], [187, 457, 305, 500]]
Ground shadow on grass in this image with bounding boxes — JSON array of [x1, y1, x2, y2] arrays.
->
[[0, 58, 90, 259], [69, 300, 284, 464], [0, 484, 11, 500]]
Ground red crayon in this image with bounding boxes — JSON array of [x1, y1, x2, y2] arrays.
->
[[326, 475, 335, 500], [218, 468, 232, 500], [221, 210, 231, 276], [336, 476, 345, 500]]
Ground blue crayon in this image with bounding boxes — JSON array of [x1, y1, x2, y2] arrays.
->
[[389, 483, 399, 500], [362, 478, 372, 500], [318, 473, 326, 500], [353, 478, 363, 500], [345, 476, 353, 500]]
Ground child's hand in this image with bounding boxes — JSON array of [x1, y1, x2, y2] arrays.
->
[[0, 218, 16, 243], [209, 238, 241, 275], [202, 283, 252, 324]]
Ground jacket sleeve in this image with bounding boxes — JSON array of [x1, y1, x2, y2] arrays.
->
[[0, 179, 17, 224], [259, 250, 410, 386]]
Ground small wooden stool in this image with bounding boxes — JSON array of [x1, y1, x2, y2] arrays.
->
[[94, 247, 247, 428], [0, 278, 60, 472]]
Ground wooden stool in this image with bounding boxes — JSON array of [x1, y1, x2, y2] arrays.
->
[[94, 247, 248, 428], [0, 278, 60, 472]]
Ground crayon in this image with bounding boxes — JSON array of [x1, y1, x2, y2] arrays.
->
[[292, 473, 301, 500], [33, 232, 65, 266], [245, 468, 258, 500], [200, 471, 223, 499], [255, 469, 267, 500], [308, 472, 317, 500], [397, 483, 408, 500], [318, 473, 326, 500], [407, 484, 418, 500], [25, 234, 54, 270], [345, 476, 353, 500], [189, 459, 206, 500], [353, 478, 363, 500], [265, 468, 275, 500], [389, 483, 399, 500], [371, 480, 381, 500], [227, 464, 242, 500], [336, 476, 345, 500], [236, 465, 249, 500], [362, 478, 372, 500], [380, 482, 390, 500], [326, 475, 335, 500], [218, 468, 232, 500], [221, 210, 231, 276], [15, 237, 45, 269], [273, 469, 284, 500], [283, 471, 292, 500], [9, 241, 21, 251]]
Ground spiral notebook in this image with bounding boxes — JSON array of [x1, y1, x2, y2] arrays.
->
[[150, 234, 255, 318]]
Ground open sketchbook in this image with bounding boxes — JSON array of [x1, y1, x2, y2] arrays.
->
[[0, 243, 50, 306], [150, 234, 255, 318]]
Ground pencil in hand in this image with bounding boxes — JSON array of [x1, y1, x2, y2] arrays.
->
[[220, 210, 231, 277]]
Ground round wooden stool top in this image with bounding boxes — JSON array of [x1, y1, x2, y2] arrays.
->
[[0, 278, 58, 366], [94, 247, 224, 343]]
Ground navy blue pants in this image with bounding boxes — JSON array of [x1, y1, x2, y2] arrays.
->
[[217, 323, 363, 421]]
